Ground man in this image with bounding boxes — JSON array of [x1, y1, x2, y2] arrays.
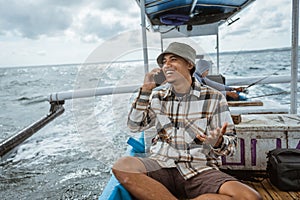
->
[[112, 42, 261, 200], [194, 59, 245, 101]]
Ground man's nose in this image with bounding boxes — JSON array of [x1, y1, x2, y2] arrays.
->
[[163, 60, 171, 68]]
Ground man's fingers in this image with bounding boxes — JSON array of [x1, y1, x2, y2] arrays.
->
[[221, 122, 228, 135], [196, 134, 206, 142], [196, 122, 228, 145]]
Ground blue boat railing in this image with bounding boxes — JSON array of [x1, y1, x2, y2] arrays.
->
[[99, 132, 146, 200]]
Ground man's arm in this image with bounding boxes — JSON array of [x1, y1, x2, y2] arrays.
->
[[127, 68, 162, 132], [127, 89, 156, 132], [204, 77, 232, 93], [209, 96, 237, 156]]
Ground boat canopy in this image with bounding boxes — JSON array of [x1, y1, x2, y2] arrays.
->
[[137, 0, 255, 29], [136, 0, 255, 73]]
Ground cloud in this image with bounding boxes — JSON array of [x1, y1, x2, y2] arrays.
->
[[94, 1, 134, 10], [78, 10, 130, 42], [0, 0, 293, 67], [220, 0, 291, 40], [0, 0, 139, 41], [0, 0, 74, 39]]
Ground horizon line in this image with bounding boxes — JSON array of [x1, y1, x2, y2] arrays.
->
[[0, 46, 297, 69]]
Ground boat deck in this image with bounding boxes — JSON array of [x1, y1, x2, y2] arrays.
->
[[223, 170, 300, 200], [244, 179, 300, 200]]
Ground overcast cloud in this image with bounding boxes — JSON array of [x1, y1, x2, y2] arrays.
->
[[0, 0, 295, 67], [0, 0, 138, 40]]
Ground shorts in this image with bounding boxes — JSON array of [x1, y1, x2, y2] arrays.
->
[[138, 157, 237, 199]]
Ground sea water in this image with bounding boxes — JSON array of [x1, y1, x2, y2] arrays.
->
[[0, 48, 299, 199]]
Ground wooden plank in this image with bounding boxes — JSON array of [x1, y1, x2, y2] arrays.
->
[[259, 179, 283, 200], [254, 181, 272, 200], [288, 191, 300, 200], [245, 180, 273, 200], [228, 101, 263, 107], [228, 170, 300, 200], [241, 178, 300, 200], [266, 179, 296, 200]]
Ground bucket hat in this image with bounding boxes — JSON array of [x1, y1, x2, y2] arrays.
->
[[196, 59, 211, 75], [157, 42, 196, 67]]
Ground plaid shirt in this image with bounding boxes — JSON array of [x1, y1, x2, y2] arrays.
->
[[128, 81, 237, 180]]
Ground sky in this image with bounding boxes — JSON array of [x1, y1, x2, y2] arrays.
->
[[0, 0, 296, 67]]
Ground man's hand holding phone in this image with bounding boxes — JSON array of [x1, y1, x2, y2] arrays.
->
[[153, 70, 166, 86], [142, 68, 166, 92]]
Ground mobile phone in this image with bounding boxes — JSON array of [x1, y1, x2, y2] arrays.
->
[[153, 70, 166, 86]]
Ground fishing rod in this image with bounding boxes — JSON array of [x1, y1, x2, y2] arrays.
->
[[248, 91, 291, 99], [231, 67, 287, 94], [248, 88, 300, 99], [245, 67, 286, 89]]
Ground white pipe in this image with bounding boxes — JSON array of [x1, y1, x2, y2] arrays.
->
[[216, 31, 220, 74], [48, 85, 140, 102], [226, 75, 300, 86], [291, 0, 299, 114], [47, 75, 300, 102], [140, 0, 149, 74]]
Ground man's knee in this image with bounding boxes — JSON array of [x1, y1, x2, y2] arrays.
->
[[112, 156, 146, 186], [232, 184, 262, 200], [241, 189, 262, 200], [219, 181, 262, 200], [112, 156, 146, 176]]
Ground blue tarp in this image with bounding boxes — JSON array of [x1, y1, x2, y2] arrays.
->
[[141, 0, 254, 26]]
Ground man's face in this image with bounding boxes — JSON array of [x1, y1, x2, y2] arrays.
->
[[202, 70, 209, 77], [161, 53, 193, 84]]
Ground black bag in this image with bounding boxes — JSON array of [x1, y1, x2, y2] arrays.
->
[[267, 148, 300, 191]]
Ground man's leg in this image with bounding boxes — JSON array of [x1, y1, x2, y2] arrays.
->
[[192, 180, 262, 200], [112, 156, 177, 200]]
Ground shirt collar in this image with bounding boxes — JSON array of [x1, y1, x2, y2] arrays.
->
[[162, 79, 201, 99]]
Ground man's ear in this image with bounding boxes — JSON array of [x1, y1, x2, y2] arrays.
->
[[186, 61, 195, 76], [187, 62, 195, 70], [188, 63, 194, 70]]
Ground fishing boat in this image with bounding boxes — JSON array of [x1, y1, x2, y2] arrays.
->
[[98, 0, 300, 199], [0, 0, 299, 199]]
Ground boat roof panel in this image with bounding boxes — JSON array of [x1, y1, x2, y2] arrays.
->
[[138, 0, 255, 26]]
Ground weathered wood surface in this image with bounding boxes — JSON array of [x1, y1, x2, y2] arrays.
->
[[228, 101, 263, 107], [229, 100, 289, 115], [221, 170, 300, 200], [244, 179, 300, 200]]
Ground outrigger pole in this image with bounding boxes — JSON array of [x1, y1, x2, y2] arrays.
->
[[0, 85, 141, 159], [0, 101, 64, 158]]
